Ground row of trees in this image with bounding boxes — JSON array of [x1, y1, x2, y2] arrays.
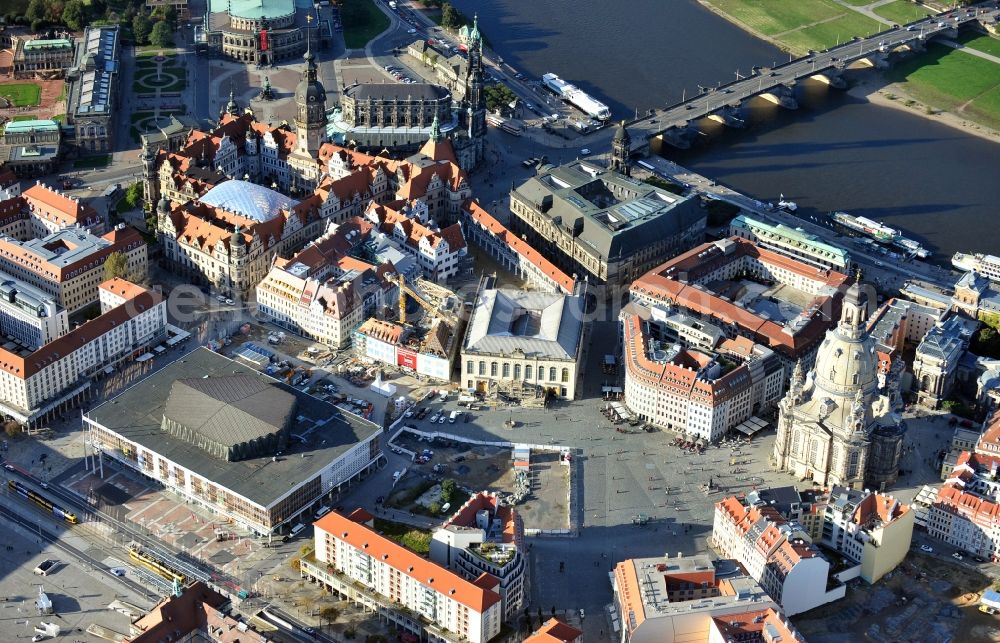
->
[[10, 0, 174, 44]]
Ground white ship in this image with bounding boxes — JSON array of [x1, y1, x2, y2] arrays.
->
[[541, 73, 611, 120], [952, 252, 1000, 282]]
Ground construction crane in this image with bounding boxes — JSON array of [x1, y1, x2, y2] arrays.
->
[[398, 273, 440, 325]]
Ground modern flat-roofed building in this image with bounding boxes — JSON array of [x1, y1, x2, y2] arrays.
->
[[0, 271, 67, 348], [867, 297, 946, 355], [713, 497, 846, 616], [0, 225, 146, 314], [11, 36, 75, 79], [0, 279, 165, 427], [461, 276, 586, 400], [631, 237, 849, 366], [510, 159, 706, 288], [85, 348, 383, 535], [612, 552, 803, 643], [430, 492, 526, 620], [621, 309, 784, 442], [0, 120, 61, 177], [65, 26, 120, 154], [730, 214, 851, 272], [302, 508, 503, 643]]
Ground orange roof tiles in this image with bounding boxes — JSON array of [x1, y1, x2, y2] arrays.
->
[[711, 607, 804, 642], [631, 237, 848, 359], [315, 510, 502, 613], [0, 285, 162, 379], [100, 277, 149, 302], [357, 318, 406, 344], [976, 409, 1000, 456], [524, 618, 583, 643], [463, 200, 575, 294], [23, 182, 99, 228]]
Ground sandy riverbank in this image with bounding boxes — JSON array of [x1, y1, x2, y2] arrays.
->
[[853, 79, 1000, 143], [696, 0, 1000, 144]]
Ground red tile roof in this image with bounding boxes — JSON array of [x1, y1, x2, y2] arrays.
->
[[631, 237, 848, 359], [315, 510, 502, 613], [23, 182, 99, 228], [524, 618, 583, 643], [0, 284, 162, 379], [463, 200, 575, 294]]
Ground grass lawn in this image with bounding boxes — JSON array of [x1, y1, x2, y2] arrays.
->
[[12, 115, 37, 122], [961, 33, 1000, 58], [75, 154, 111, 169], [373, 518, 431, 555], [0, 83, 42, 107], [779, 12, 884, 53], [872, 0, 934, 25], [341, 0, 391, 49], [838, 0, 874, 5], [887, 43, 1000, 130], [706, 0, 843, 36]]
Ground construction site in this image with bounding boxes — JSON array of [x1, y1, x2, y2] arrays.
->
[[352, 274, 467, 382]]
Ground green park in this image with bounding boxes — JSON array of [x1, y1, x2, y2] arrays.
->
[[0, 83, 42, 107], [341, 0, 391, 49], [702, 0, 1000, 130]]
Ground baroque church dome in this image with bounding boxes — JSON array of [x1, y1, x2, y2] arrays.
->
[[812, 281, 877, 398]]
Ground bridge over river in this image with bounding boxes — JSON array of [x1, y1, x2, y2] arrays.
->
[[619, 4, 1000, 150]]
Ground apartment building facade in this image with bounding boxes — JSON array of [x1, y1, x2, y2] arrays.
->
[[0, 279, 165, 426], [621, 311, 784, 442], [730, 214, 851, 272], [430, 492, 527, 620], [363, 199, 466, 283], [304, 509, 503, 643], [0, 226, 146, 314], [0, 272, 67, 348], [712, 497, 846, 616], [926, 447, 1000, 561], [821, 486, 914, 583]]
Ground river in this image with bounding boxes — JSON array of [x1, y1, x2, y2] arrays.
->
[[453, 0, 1000, 261]]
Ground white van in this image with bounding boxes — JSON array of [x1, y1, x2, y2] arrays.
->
[[290, 523, 306, 537], [314, 505, 331, 520], [448, 410, 458, 423]]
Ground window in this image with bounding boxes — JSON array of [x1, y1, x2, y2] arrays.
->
[[490, 362, 498, 377], [525, 365, 533, 380], [502, 363, 510, 378], [514, 364, 521, 380], [466, 360, 473, 374], [561, 368, 569, 383], [549, 367, 556, 381]]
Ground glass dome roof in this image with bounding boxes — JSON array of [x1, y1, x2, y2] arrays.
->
[[199, 180, 297, 223]]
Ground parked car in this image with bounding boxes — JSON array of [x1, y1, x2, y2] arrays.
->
[[952, 552, 964, 560], [920, 545, 933, 553]]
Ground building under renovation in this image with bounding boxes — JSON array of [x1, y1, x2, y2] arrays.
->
[[352, 276, 465, 381]]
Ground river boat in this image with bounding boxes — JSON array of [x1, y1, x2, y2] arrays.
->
[[777, 195, 798, 212], [952, 252, 1000, 281], [830, 211, 929, 259], [541, 72, 611, 120]]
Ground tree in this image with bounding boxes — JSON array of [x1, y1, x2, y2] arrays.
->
[[150, 20, 173, 47], [484, 83, 517, 114], [103, 251, 128, 282], [440, 2, 460, 30], [289, 557, 301, 572], [152, 4, 177, 28], [26, 0, 46, 22], [319, 605, 339, 627], [440, 478, 455, 504], [3, 420, 21, 437], [133, 14, 152, 46], [62, 0, 85, 31]]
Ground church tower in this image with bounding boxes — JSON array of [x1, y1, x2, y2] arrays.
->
[[290, 29, 328, 189], [611, 121, 631, 175], [141, 139, 159, 214], [455, 14, 486, 170]]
